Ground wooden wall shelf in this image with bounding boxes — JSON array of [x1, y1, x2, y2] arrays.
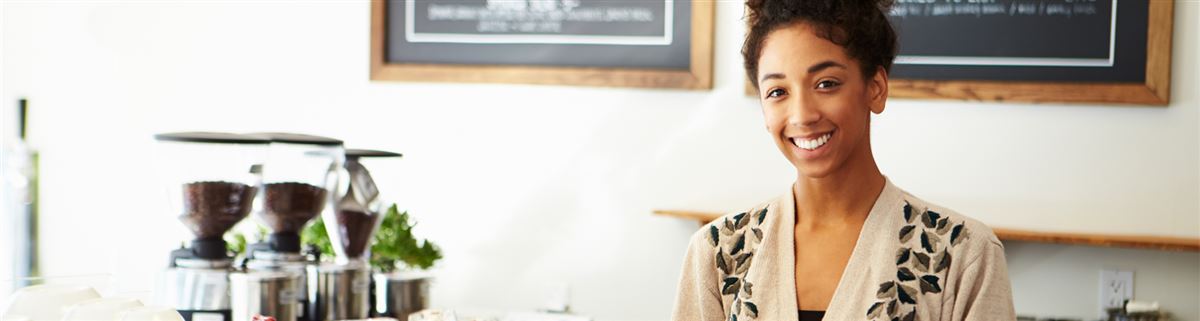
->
[[654, 210, 1200, 252]]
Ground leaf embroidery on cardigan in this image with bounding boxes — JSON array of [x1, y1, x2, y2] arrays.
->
[[876, 281, 896, 299], [899, 225, 916, 243], [712, 205, 768, 320], [866, 301, 885, 319], [921, 210, 940, 229], [895, 247, 911, 265], [896, 283, 917, 304], [887, 299, 899, 318], [721, 277, 742, 295], [709, 225, 720, 247], [716, 251, 732, 275], [897, 267, 916, 282], [743, 301, 759, 318], [730, 233, 746, 255], [919, 275, 943, 294], [934, 250, 952, 273], [913, 252, 931, 273], [867, 201, 971, 320]]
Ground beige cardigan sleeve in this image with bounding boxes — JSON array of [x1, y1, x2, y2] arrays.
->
[[950, 239, 1017, 321], [671, 226, 726, 321]]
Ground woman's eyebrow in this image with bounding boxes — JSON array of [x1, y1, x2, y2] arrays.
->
[[759, 61, 847, 83], [807, 60, 846, 74], [759, 72, 786, 83]]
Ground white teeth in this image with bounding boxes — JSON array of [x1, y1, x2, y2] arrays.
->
[[792, 133, 832, 151]]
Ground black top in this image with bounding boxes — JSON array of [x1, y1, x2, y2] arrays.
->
[[799, 310, 825, 321]]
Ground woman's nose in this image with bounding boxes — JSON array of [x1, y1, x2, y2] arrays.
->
[[786, 92, 821, 127]]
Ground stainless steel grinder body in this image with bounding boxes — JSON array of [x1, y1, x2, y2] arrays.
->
[[241, 252, 310, 321], [374, 273, 431, 319], [163, 258, 234, 321], [230, 270, 302, 321], [308, 263, 372, 321]]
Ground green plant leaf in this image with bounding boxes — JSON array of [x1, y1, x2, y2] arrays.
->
[[302, 217, 334, 257], [225, 232, 247, 255], [225, 224, 267, 255], [370, 204, 442, 272]]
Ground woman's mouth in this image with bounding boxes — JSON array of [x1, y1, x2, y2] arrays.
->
[[791, 132, 832, 151]]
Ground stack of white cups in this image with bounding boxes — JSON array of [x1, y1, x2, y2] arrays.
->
[[1, 284, 184, 321]]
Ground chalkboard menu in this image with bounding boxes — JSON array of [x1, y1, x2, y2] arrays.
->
[[885, 0, 1173, 105], [370, 0, 715, 89]]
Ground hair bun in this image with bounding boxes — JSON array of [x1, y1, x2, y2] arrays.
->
[[875, 0, 895, 12], [746, 0, 895, 24], [741, 0, 899, 88]]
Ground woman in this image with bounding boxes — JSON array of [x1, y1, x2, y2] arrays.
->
[[671, 1, 1016, 320]]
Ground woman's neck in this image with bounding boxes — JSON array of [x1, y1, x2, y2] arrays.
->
[[792, 152, 886, 230]]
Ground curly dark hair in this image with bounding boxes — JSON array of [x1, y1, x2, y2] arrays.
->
[[742, 0, 898, 89]]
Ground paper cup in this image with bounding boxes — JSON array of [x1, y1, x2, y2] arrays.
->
[[116, 307, 184, 321], [1, 284, 101, 321], [63, 298, 144, 321]]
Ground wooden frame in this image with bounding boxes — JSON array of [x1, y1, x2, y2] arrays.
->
[[654, 210, 1200, 252], [370, 0, 714, 90], [888, 0, 1174, 105]]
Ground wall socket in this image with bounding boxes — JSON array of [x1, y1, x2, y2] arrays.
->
[[1099, 269, 1134, 310]]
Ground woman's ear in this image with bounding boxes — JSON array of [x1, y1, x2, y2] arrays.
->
[[868, 66, 888, 114]]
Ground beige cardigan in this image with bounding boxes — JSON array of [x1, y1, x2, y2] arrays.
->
[[671, 180, 1016, 321]]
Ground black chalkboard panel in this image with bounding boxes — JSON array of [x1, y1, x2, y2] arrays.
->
[[386, 0, 692, 70], [881, 0, 1173, 105], [889, 0, 1147, 83]]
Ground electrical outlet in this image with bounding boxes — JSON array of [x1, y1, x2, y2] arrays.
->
[[1099, 269, 1134, 310]]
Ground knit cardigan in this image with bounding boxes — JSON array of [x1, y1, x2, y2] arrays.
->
[[671, 180, 1016, 321]]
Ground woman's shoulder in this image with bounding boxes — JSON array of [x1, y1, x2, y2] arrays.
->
[[890, 188, 1004, 264]]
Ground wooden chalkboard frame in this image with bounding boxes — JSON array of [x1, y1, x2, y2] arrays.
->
[[370, 0, 714, 90], [888, 0, 1174, 106]]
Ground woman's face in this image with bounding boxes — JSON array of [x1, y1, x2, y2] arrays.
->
[[756, 22, 888, 179]]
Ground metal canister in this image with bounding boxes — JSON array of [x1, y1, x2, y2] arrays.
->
[[308, 263, 372, 321], [374, 273, 431, 319], [245, 252, 310, 321], [230, 271, 302, 321], [162, 258, 233, 321]]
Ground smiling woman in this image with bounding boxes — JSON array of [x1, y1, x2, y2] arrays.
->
[[670, 1, 1016, 321]]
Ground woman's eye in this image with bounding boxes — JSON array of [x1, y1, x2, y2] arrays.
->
[[816, 80, 841, 90], [765, 88, 786, 99]]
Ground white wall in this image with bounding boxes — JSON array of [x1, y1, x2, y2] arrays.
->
[[1, 0, 1196, 320], [1006, 241, 1200, 321]]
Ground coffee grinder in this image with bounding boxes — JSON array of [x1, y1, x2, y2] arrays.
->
[[309, 149, 400, 320], [234, 133, 343, 321], [155, 132, 268, 321]]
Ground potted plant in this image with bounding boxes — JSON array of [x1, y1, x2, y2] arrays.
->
[[369, 205, 441, 318], [301, 204, 442, 317]]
